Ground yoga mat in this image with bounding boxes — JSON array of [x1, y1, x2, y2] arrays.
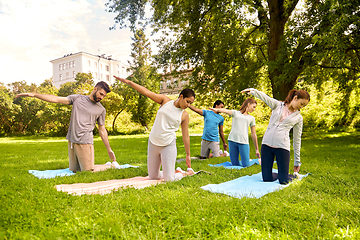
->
[[29, 164, 139, 179], [208, 159, 260, 169], [201, 170, 309, 199], [56, 176, 163, 196], [56, 169, 210, 196], [29, 168, 75, 179]]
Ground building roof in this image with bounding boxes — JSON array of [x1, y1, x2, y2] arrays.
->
[[50, 51, 128, 66]]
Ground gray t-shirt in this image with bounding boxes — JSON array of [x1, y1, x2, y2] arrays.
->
[[66, 94, 106, 144]]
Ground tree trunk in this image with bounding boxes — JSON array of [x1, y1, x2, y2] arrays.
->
[[267, 0, 300, 100], [112, 109, 124, 132]]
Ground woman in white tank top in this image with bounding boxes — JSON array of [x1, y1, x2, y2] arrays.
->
[[114, 76, 196, 182]]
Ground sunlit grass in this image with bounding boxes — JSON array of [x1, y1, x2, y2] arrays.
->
[[0, 131, 359, 239]]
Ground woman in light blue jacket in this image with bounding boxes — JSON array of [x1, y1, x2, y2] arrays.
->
[[242, 88, 310, 184]]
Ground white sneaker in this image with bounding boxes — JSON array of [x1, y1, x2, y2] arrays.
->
[[105, 162, 111, 165], [175, 167, 185, 173], [224, 151, 230, 156], [111, 161, 123, 169], [219, 150, 223, 155]]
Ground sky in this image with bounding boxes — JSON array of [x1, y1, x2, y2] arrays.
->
[[0, 0, 156, 86]]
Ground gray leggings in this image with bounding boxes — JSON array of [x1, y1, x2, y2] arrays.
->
[[147, 139, 183, 182]]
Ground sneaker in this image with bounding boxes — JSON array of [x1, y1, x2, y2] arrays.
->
[[219, 150, 223, 155], [187, 168, 195, 175], [224, 151, 230, 156], [175, 167, 185, 173], [105, 162, 112, 165], [111, 161, 123, 169]]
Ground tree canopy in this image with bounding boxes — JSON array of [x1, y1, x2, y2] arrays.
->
[[107, 0, 360, 101]]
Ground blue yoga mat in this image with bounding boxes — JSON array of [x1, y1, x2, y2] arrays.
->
[[201, 170, 309, 199], [29, 168, 75, 179], [29, 164, 139, 179], [208, 159, 260, 169]]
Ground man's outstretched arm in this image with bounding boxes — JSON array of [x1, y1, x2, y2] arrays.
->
[[16, 93, 70, 105]]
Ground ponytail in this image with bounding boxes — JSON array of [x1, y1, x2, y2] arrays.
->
[[240, 98, 257, 113], [284, 89, 310, 104]]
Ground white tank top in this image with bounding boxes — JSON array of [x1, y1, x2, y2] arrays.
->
[[149, 100, 184, 146]]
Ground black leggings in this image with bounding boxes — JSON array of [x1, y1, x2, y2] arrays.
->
[[261, 144, 295, 184]]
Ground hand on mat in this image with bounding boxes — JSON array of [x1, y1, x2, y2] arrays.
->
[[293, 165, 300, 173], [223, 143, 228, 151], [255, 150, 260, 158], [107, 149, 116, 162]]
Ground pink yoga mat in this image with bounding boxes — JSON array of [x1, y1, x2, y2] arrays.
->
[[55, 176, 164, 196]]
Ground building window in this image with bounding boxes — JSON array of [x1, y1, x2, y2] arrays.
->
[[101, 74, 103, 80], [69, 61, 72, 68], [62, 63, 65, 70], [59, 74, 62, 81], [66, 72, 69, 79], [94, 62, 97, 68], [166, 80, 172, 89], [73, 71, 76, 78], [66, 62, 69, 69], [94, 72, 97, 79], [106, 75, 110, 81], [117, 64, 119, 68], [59, 64, 62, 71], [181, 80, 188, 87], [173, 78, 179, 87], [73, 61, 75, 67], [106, 65, 109, 71], [88, 60, 91, 67], [100, 64, 103, 70], [117, 71, 120, 76]]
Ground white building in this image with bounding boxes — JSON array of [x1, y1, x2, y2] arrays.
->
[[50, 51, 130, 88]]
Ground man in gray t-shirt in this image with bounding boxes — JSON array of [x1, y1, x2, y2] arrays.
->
[[16, 81, 117, 172]]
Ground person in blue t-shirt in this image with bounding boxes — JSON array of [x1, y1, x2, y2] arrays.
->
[[189, 100, 229, 159]]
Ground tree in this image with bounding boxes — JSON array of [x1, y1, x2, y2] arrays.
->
[[107, 0, 360, 100], [126, 28, 160, 131], [0, 83, 18, 135]]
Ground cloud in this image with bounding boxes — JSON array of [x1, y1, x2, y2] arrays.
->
[[0, 0, 129, 85], [0, 0, 161, 86]]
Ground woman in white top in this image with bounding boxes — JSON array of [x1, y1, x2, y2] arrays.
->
[[242, 88, 310, 184], [210, 98, 260, 167], [114, 76, 195, 182]]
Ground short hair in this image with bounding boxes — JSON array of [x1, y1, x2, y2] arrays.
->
[[213, 100, 224, 108], [239, 98, 257, 113], [179, 88, 195, 99], [95, 81, 111, 93], [284, 89, 310, 104]]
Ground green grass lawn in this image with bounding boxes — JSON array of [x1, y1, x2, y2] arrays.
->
[[0, 131, 359, 239]]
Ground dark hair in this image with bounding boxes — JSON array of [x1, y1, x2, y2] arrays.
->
[[213, 100, 224, 108], [240, 98, 257, 113], [284, 89, 310, 104], [179, 88, 195, 99], [95, 81, 111, 93]]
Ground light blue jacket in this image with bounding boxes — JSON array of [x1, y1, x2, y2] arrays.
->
[[249, 88, 303, 166]]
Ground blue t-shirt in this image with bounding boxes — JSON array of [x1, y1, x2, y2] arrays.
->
[[202, 110, 224, 142]]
